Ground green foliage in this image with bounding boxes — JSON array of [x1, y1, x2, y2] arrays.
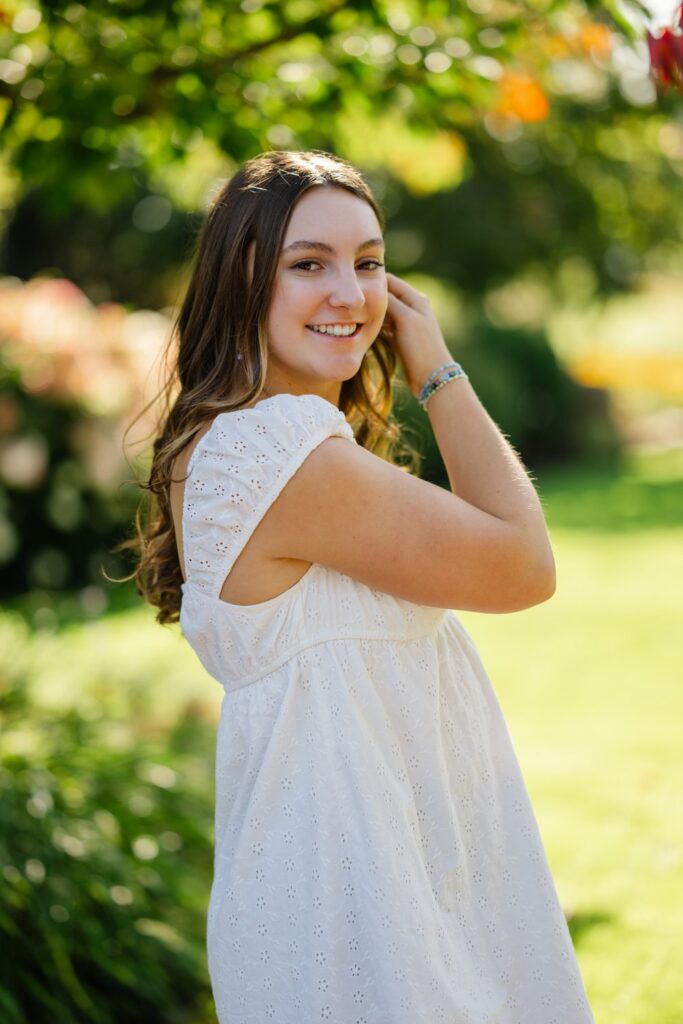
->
[[2, 0, 683, 308], [396, 316, 621, 487], [384, 119, 683, 301], [0, 614, 217, 1024], [460, 319, 594, 461]]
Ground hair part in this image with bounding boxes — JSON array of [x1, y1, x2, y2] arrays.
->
[[115, 149, 421, 625]]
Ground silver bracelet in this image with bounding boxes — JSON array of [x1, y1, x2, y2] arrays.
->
[[418, 362, 468, 409]]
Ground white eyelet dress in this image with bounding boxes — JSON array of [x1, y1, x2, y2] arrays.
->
[[179, 392, 595, 1024]]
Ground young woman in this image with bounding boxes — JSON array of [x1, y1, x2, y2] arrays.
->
[[131, 149, 594, 1023]]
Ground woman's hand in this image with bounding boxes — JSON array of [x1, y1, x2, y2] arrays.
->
[[380, 272, 453, 398]]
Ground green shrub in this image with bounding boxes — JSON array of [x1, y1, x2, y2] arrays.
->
[[0, 616, 217, 1024], [398, 318, 621, 486]]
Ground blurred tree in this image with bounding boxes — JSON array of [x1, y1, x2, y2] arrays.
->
[[1, 0, 682, 307]]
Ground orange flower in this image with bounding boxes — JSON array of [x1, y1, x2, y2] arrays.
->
[[494, 72, 549, 122], [578, 22, 613, 61]]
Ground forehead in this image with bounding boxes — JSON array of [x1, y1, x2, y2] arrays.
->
[[284, 186, 381, 243]]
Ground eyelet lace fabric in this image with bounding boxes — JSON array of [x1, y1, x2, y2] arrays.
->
[[179, 392, 595, 1024]]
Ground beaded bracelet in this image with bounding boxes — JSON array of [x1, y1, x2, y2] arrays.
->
[[420, 361, 456, 393], [418, 361, 468, 409], [418, 360, 465, 401]]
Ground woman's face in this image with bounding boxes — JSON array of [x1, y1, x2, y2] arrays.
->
[[261, 186, 388, 400]]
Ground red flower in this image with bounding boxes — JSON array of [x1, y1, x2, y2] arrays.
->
[[647, 3, 683, 91]]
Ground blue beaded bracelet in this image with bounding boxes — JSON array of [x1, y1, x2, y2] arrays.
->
[[418, 361, 468, 409], [421, 361, 456, 392]]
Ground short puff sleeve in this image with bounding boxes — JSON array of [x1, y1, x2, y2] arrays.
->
[[182, 393, 356, 598]]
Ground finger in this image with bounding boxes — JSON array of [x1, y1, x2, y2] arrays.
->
[[386, 274, 428, 312], [386, 272, 421, 295], [386, 290, 424, 317]]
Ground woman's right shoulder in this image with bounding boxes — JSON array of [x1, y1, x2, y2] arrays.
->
[[261, 433, 554, 614]]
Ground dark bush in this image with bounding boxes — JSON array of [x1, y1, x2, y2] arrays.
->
[[399, 317, 620, 486]]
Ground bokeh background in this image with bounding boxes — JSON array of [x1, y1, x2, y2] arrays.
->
[[1, 0, 682, 1021]]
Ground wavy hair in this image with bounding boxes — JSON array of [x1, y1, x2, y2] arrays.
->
[[118, 149, 421, 625]]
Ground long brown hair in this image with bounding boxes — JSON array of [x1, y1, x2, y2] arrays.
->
[[119, 149, 420, 625]]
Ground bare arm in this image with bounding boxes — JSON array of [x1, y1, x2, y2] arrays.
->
[[385, 273, 556, 595], [424, 376, 554, 576]]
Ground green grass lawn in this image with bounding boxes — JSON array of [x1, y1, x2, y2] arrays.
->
[[4, 446, 681, 1023], [458, 447, 683, 1024]]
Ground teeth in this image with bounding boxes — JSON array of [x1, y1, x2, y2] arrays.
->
[[308, 324, 357, 336]]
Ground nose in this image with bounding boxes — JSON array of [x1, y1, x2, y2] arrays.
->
[[327, 266, 366, 308]]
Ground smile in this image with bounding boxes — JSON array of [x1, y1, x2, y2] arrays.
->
[[306, 323, 362, 338]]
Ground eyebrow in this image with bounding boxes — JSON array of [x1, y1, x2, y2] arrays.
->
[[282, 237, 385, 255]]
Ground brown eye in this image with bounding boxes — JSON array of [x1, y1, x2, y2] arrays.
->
[[292, 261, 321, 271]]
